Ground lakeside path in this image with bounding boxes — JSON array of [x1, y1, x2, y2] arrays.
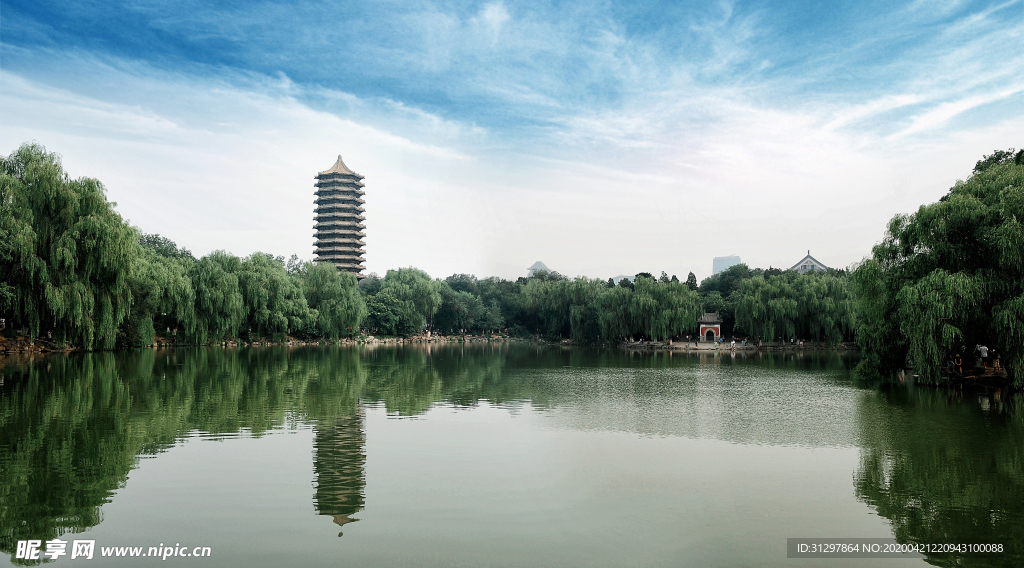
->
[[621, 340, 858, 353]]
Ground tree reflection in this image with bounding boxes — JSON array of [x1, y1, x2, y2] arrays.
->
[[0, 347, 368, 563], [0, 344, 963, 565], [854, 386, 1024, 566]]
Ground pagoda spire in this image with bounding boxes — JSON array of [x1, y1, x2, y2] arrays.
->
[[319, 155, 358, 176], [313, 155, 367, 275]]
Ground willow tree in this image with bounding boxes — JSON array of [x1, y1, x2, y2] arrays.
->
[[640, 277, 702, 341], [733, 274, 798, 343], [0, 143, 136, 349], [851, 149, 1024, 384], [597, 285, 632, 341], [121, 246, 197, 346], [188, 251, 245, 343], [434, 281, 484, 335], [592, 277, 700, 342], [733, 271, 853, 346], [379, 268, 442, 333], [300, 261, 366, 339], [521, 276, 604, 341], [237, 252, 310, 338]]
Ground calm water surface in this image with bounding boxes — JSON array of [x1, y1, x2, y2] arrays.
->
[[1, 345, 1021, 567]]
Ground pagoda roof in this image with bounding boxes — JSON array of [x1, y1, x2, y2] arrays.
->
[[699, 312, 723, 323], [318, 155, 362, 178]]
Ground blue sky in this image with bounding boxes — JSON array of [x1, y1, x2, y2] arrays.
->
[[2, 0, 1022, 280]]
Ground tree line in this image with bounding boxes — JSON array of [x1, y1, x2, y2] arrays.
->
[[4, 141, 1020, 385], [0, 143, 855, 350]]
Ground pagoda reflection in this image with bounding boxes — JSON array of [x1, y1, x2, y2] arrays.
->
[[311, 410, 366, 537]]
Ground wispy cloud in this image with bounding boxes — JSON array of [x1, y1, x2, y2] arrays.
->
[[2, 0, 1022, 279], [891, 85, 1024, 139]]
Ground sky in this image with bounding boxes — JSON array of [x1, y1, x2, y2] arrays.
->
[[1, 0, 1022, 282]]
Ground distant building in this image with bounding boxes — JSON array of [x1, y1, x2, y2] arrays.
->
[[713, 255, 741, 275], [314, 155, 366, 276], [527, 261, 551, 277], [790, 250, 829, 274]]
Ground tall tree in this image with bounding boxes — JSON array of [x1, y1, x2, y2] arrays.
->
[[300, 262, 365, 339], [379, 268, 441, 333], [685, 272, 698, 291], [0, 143, 136, 349], [434, 282, 483, 334], [851, 151, 1024, 384], [189, 251, 245, 343], [733, 272, 853, 345], [121, 246, 196, 346], [237, 252, 310, 337]]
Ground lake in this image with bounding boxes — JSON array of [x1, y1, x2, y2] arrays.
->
[[1, 344, 1020, 567]]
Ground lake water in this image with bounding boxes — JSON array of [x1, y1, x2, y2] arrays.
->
[[1, 345, 1020, 567]]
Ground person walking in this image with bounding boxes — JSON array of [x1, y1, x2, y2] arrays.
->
[[980, 344, 989, 368]]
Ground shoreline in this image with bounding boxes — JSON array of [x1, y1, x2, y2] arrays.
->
[[616, 339, 859, 353], [0, 332, 859, 356], [0, 332, 522, 356]]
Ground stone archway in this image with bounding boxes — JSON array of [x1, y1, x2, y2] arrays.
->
[[705, 329, 715, 342]]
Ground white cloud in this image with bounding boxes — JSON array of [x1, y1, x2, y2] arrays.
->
[[890, 85, 1024, 139], [3, 0, 1023, 283], [473, 2, 511, 46]]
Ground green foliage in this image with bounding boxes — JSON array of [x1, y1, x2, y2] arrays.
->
[[733, 272, 853, 345], [478, 277, 524, 333], [445, 273, 480, 295], [189, 251, 245, 343], [121, 246, 197, 347], [0, 143, 136, 349], [299, 262, 365, 339], [365, 288, 416, 336], [972, 147, 1017, 175], [138, 232, 194, 260], [378, 268, 441, 334], [357, 272, 382, 296], [699, 263, 751, 295], [434, 282, 484, 334], [237, 252, 311, 337], [852, 154, 1024, 384], [433, 273, 505, 335], [685, 272, 697, 290], [522, 277, 605, 341], [633, 276, 702, 341], [594, 276, 701, 341]]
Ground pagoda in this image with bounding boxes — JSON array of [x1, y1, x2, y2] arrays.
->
[[314, 155, 366, 275]]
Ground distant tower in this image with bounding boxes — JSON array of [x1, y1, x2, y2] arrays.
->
[[527, 261, 551, 277], [314, 156, 366, 275], [712, 255, 741, 275]]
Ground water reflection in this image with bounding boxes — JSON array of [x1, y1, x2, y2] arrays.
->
[[313, 412, 365, 536], [854, 384, 1023, 566], [1, 345, 1020, 566]]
